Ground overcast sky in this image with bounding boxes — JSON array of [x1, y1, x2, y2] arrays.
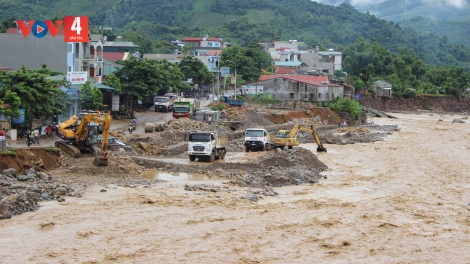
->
[[312, 0, 468, 8]]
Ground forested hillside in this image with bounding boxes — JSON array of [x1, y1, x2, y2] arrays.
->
[[1, 0, 470, 70]]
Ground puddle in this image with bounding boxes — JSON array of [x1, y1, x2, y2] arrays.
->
[[141, 170, 225, 182]]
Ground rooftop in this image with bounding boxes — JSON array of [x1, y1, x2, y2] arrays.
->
[[142, 54, 182, 60], [103, 41, 140, 48], [274, 61, 305, 67], [102, 52, 126, 61]]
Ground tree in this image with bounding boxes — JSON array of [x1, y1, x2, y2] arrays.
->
[[0, 66, 68, 126], [80, 81, 103, 110], [0, 90, 21, 118], [103, 74, 122, 94], [328, 98, 362, 120], [182, 43, 192, 56], [178, 56, 213, 86], [114, 56, 187, 114]]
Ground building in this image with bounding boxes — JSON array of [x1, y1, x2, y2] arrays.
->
[[0, 30, 67, 72], [298, 47, 342, 74], [182, 36, 225, 51], [251, 75, 348, 103], [372, 81, 393, 97]]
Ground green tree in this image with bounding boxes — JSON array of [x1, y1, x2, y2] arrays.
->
[[0, 66, 68, 125], [328, 98, 362, 120], [0, 90, 21, 118], [103, 74, 122, 94], [178, 55, 213, 86], [182, 43, 192, 56], [114, 56, 187, 114], [80, 81, 103, 110]]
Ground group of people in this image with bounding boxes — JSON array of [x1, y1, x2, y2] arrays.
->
[[25, 123, 57, 148], [338, 121, 348, 128]]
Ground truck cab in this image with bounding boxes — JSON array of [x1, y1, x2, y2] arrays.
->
[[244, 128, 274, 152], [173, 105, 190, 119], [188, 131, 227, 162], [154, 96, 174, 112]]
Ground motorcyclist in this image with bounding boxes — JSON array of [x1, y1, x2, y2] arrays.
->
[[131, 119, 136, 128]]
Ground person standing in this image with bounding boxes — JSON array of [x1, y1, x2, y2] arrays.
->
[[0, 128, 6, 150], [26, 129, 32, 148], [45, 125, 51, 137], [208, 116, 212, 125], [32, 127, 40, 145]]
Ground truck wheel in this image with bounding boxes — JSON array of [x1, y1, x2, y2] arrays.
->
[[155, 108, 158, 112], [221, 150, 226, 160], [209, 153, 215, 162], [245, 146, 249, 152], [215, 150, 220, 160], [288, 146, 293, 149], [189, 155, 196, 161], [262, 144, 267, 151]]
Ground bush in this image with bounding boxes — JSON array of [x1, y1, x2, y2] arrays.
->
[[402, 89, 417, 99], [327, 98, 362, 120], [210, 103, 227, 111], [246, 94, 277, 104]]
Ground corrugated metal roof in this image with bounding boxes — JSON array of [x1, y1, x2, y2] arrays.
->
[[275, 61, 304, 67], [103, 41, 139, 48], [143, 54, 181, 60]]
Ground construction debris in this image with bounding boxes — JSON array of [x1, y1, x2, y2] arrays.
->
[[167, 118, 206, 130], [336, 127, 371, 134], [223, 108, 246, 121]]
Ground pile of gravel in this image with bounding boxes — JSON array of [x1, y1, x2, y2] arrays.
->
[[0, 168, 80, 220]]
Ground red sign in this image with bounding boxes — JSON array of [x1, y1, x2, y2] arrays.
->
[[63, 16, 89, 42]]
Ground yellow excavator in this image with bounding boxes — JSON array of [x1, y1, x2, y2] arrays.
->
[[55, 112, 111, 166], [273, 124, 327, 152]]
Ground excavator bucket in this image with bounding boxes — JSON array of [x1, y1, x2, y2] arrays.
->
[[93, 156, 108, 166], [317, 146, 327, 152]]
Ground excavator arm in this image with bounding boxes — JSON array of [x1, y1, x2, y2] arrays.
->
[[299, 125, 327, 152], [93, 113, 111, 166]]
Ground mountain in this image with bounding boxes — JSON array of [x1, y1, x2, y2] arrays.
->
[[314, 0, 470, 21], [1, 0, 470, 69], [312, 0, 470, 46]]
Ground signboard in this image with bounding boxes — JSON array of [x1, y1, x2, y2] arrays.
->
[[11, 109, 25, 124], [244, 86, 264, 95], [66, 71, 87, 84], [231, 77, 236, 84], [112, 95, 120, 111], [220, 67, 230, 77]]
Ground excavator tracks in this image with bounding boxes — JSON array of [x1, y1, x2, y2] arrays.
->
[[55, 141, 81, 158]]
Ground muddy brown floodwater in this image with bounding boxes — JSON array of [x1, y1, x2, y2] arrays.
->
[[1, 112, 470, 263]]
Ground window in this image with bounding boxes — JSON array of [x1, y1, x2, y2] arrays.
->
[[318, 93, 322, 99], [68, 66, 72, 72], [310, 93, 314, 99], [290, 93, 294, 99], [68, 44, 72, 53]]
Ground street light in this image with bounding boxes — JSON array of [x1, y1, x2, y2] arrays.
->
[[226, 60, 237, 99]]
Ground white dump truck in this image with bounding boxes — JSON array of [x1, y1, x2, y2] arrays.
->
[[154, 96, 174, 112], [244, 128, 275, 152], [188, 131, 227, 162]]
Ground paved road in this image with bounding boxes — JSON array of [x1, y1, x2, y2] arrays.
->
[[5, 96, 214, 148]]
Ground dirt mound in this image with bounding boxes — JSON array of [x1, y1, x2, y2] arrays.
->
[[224, 108, 246, 121], [260, 147, 327, 169], [265, 107, 341, 125], [167, 118, 206, 130], [359, 94, 470, 112], [0, 148, 61, 174]]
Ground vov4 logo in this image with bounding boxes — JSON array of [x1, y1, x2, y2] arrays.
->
[[15, 16, 89, 42]]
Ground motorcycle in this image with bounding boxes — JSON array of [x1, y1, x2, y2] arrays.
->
[[128, 124, 136, 134]]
